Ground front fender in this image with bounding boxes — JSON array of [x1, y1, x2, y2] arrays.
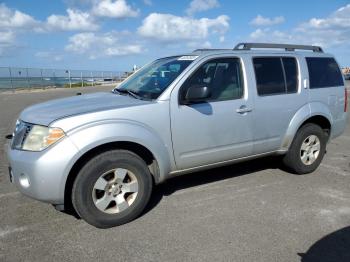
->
[[281, 102, 333, 151], [66, 120, 173, 183]]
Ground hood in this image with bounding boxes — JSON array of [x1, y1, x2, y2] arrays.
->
[[19, 92, 150, 126]]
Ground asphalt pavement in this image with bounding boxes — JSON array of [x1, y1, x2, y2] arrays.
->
[[0, 83, 349, 262]]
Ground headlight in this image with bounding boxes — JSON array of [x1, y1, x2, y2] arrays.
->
[[22, 125, 65, 151]]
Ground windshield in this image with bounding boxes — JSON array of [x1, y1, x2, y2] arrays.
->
[[115, 56, 195, 100]]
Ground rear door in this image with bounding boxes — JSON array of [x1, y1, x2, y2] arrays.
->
[[250, 55, 308, 154]]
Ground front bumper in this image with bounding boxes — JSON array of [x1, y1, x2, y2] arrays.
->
[[7, 137, 79, 204]]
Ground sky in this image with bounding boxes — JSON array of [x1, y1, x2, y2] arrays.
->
[[0, 0, 349, 71]]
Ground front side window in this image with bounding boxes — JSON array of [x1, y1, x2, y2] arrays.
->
[[116, 56, 194, 100], [306, 57, 343, 88], [253, 57, 298, 96], [180, 58, 244, 102]]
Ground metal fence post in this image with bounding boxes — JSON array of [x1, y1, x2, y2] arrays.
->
[[26, 68, 30, 88], [40, 68, 44, 88], [8, 67, 13, 89], [68, 70, 72, 88], [2, 68, 123, 90], [53, 70, 56, 87]]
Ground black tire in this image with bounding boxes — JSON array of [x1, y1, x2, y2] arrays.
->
[[283, 123, 327, 174], [72, 149, 153, 228]]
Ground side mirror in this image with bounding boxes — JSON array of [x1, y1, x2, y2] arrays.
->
[[183, 85, 211, 104]]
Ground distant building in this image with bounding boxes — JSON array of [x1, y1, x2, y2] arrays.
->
[[342, 67, 350, 74], [342, 67, 350, 80]]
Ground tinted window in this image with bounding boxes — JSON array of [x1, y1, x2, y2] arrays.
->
[[181, 58, 244, 102], [306, 57, 343, 88], [253, 57, 285, 95], [283, 57, 298, 93], [253, 57, 298, 96]]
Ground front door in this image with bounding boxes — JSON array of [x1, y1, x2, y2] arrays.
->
[[170, 57, 254, 170]]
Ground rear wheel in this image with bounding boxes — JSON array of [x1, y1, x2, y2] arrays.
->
[[72, 150, 153, 228], [283, 123, 327, 174]]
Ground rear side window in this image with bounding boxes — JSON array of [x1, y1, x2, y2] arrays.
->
[[253, 57, 298, 96], [306, 57, 343, 88], [283, 57, 298, 93]]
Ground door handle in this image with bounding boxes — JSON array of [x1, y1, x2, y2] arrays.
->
[[236, 105, 252, 114]]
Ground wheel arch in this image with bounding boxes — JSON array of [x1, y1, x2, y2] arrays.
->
[[281, 103, 333, 151], [64, 141, 161, 212], [299, 115, 331, 135], [60, 120, 174, 212]]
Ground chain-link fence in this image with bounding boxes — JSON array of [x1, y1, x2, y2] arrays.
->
[[0, 67, 127, 90]]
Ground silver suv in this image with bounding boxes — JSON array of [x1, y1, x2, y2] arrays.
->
[[7, 43, 348, 228]]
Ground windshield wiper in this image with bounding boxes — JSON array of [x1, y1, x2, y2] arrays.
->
[[112, 89, 123, 95], [114, 89, 144, 100], [126, 90, 143, 100]]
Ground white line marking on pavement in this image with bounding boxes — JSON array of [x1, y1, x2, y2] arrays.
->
[[321, 163, 349, 176], [317, 188, 349, 201], [0, 192, 20, 199], [0, 226, 28, 238], [337, 135, 350, 140]]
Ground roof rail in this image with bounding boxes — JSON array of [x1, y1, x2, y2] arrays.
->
[[233, 43, 324, 53]]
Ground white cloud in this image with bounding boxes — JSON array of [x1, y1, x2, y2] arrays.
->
[[250, 15, 285, 26], [300, 4, 350, 30], [186, 0, 220, 16], [64, 0, 93, 7], [66, 32, 106, 53], [143, 0, 152, 6], [187, 40, 212, 49], [92, 0, 139, 18], [0, 4, 41, 56], [249, 28, 292, 42], [105, 45, 142, 56], [0, 31, 15, 44], [65, 32, 142, 59], [0, 30, 16, 55], [35, 51, 63, 61], [0, 4, 98, 33], [138, 13, 229, 42], [248, 4, 350, 48], [0, 3, 39, 29], [46, 9, 98, 31]]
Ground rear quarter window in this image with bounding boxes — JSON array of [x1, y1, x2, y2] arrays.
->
[[306, 57, 344, 88]]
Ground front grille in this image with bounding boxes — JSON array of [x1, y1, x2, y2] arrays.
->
[[11, 121, 32, 150]]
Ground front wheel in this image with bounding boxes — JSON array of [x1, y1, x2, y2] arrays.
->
[[283, 123, 327, 174], [72, 150, 153, 228]]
